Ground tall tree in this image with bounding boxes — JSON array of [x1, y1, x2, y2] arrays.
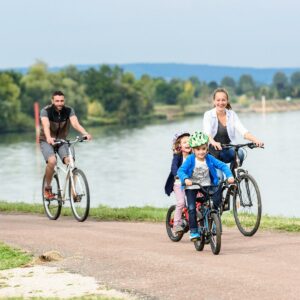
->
[[221, 76, 236, 89], [291, 72, 300, 98], [20, 61, 53, 115], [0, 73, 31, 131], [155, 79, 182, 105], [272, 72, 289, 98], [177, 80, 195, 110], [237, 75, 255, 95], [189, 76, 201, 98]]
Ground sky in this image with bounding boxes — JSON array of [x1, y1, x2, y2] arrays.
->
[[0, 0, 299, 69]]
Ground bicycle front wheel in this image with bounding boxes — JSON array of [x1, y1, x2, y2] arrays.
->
[[69, 168, 90, 222], [194, 218, 205, 251], [42, 174, 62, 220], [209, 213, 221, 255], [233, 173, 262, 236]]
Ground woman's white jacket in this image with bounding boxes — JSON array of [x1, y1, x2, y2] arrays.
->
[[203, 108, 248, 142]]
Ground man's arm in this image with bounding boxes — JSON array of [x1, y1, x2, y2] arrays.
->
[[69, 115, 92, 140], [41, 117, 55, 145]]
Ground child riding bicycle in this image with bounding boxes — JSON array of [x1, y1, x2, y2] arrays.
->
[[177, 131, 234, 241]]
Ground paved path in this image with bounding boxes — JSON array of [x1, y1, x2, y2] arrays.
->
[[1, 213, 299, 300]]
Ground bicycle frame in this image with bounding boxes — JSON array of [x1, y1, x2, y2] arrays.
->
[[53, 137, 85, 202], [230, 147, 250, 207], [222, 143, 262, 208]]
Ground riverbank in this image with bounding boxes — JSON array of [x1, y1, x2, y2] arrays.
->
[[0, 202, 299, 232], [250, 99, 300, 113], [154, 99, 300, 121], [2, 99, 300, 134]]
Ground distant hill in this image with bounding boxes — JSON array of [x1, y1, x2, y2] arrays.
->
[[5, 63, 300, 85], [118, 63, 300, 85]]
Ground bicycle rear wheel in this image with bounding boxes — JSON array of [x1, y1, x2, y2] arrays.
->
[[42, 174, 62, 220], [233, 173, 262, 236], [209, 213, 221, 255], [166, 205, 184, 242], [69, 168, 90, 222]]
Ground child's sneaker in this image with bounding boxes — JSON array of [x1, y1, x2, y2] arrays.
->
[[189, 232, 200, 241]]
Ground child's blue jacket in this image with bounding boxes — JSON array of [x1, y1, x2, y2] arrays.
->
[[177, 153, 233, 186]]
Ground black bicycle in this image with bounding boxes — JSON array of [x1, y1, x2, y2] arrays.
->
[[166, 181, 231, 255], [220, 143, 263, 236], [192, 182, 224, 255]]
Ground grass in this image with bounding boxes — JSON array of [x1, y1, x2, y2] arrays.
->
[[1, 201, 300, 232], [219, 211, 300, 232], [0, 243, 32, 270]]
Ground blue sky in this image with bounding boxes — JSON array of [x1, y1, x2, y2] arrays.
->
[[1, 0, 299, 69]]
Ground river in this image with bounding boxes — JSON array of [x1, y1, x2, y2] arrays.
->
[[0, 111, 299, 217]]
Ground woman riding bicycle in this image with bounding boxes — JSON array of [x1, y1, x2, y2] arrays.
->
[[203, 88, 264, 167]]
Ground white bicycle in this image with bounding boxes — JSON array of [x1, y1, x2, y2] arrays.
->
[[42, 136, 90, 222]]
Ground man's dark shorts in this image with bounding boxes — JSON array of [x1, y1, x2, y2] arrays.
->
[[40, 141, 75, 163]]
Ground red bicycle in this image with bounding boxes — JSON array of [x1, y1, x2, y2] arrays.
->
[[166, 192, 202, 242]]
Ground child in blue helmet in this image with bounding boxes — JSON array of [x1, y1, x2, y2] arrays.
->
[[165, 131, 192, 234], [177, 131, 234, 241]]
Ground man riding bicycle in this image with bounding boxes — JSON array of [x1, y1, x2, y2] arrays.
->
[[40, 90, 92, 199]]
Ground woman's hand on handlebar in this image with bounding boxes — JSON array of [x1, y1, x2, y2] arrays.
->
[[253, 139, 264, 148], [245, 132, 264, 148], [184, 179, 193, 186], [210, 140, 222, 150]]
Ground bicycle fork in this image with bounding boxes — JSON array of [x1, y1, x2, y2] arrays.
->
[[237, 178, 253, 208]]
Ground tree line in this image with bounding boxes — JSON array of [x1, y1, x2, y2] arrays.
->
[[1, 61, 300, 133]]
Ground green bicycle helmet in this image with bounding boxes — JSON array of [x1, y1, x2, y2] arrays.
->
[[189, 131, 209, 148]]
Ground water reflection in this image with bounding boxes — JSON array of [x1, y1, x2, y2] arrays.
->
[[0, 111, 300, 217]]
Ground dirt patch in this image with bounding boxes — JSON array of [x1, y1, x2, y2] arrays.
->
[[0, 265, 136, 299], [36, 250, 64, 263]]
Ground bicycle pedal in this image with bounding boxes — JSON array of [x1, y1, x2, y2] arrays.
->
[[223, 203, 230, 211]]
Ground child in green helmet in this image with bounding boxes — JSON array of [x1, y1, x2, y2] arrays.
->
[[177, 131, 234, 241]]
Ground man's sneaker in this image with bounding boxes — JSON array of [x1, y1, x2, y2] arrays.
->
[[190, 232, 200, 241], [44, 187, 55, 200], [175, 224, 184, 234]]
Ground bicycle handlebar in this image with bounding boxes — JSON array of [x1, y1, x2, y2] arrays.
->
[[190, 179, 233, 189], [183, 179, 235, 195], [221, 142, 264, 150], [53, 136, 88, 146]]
